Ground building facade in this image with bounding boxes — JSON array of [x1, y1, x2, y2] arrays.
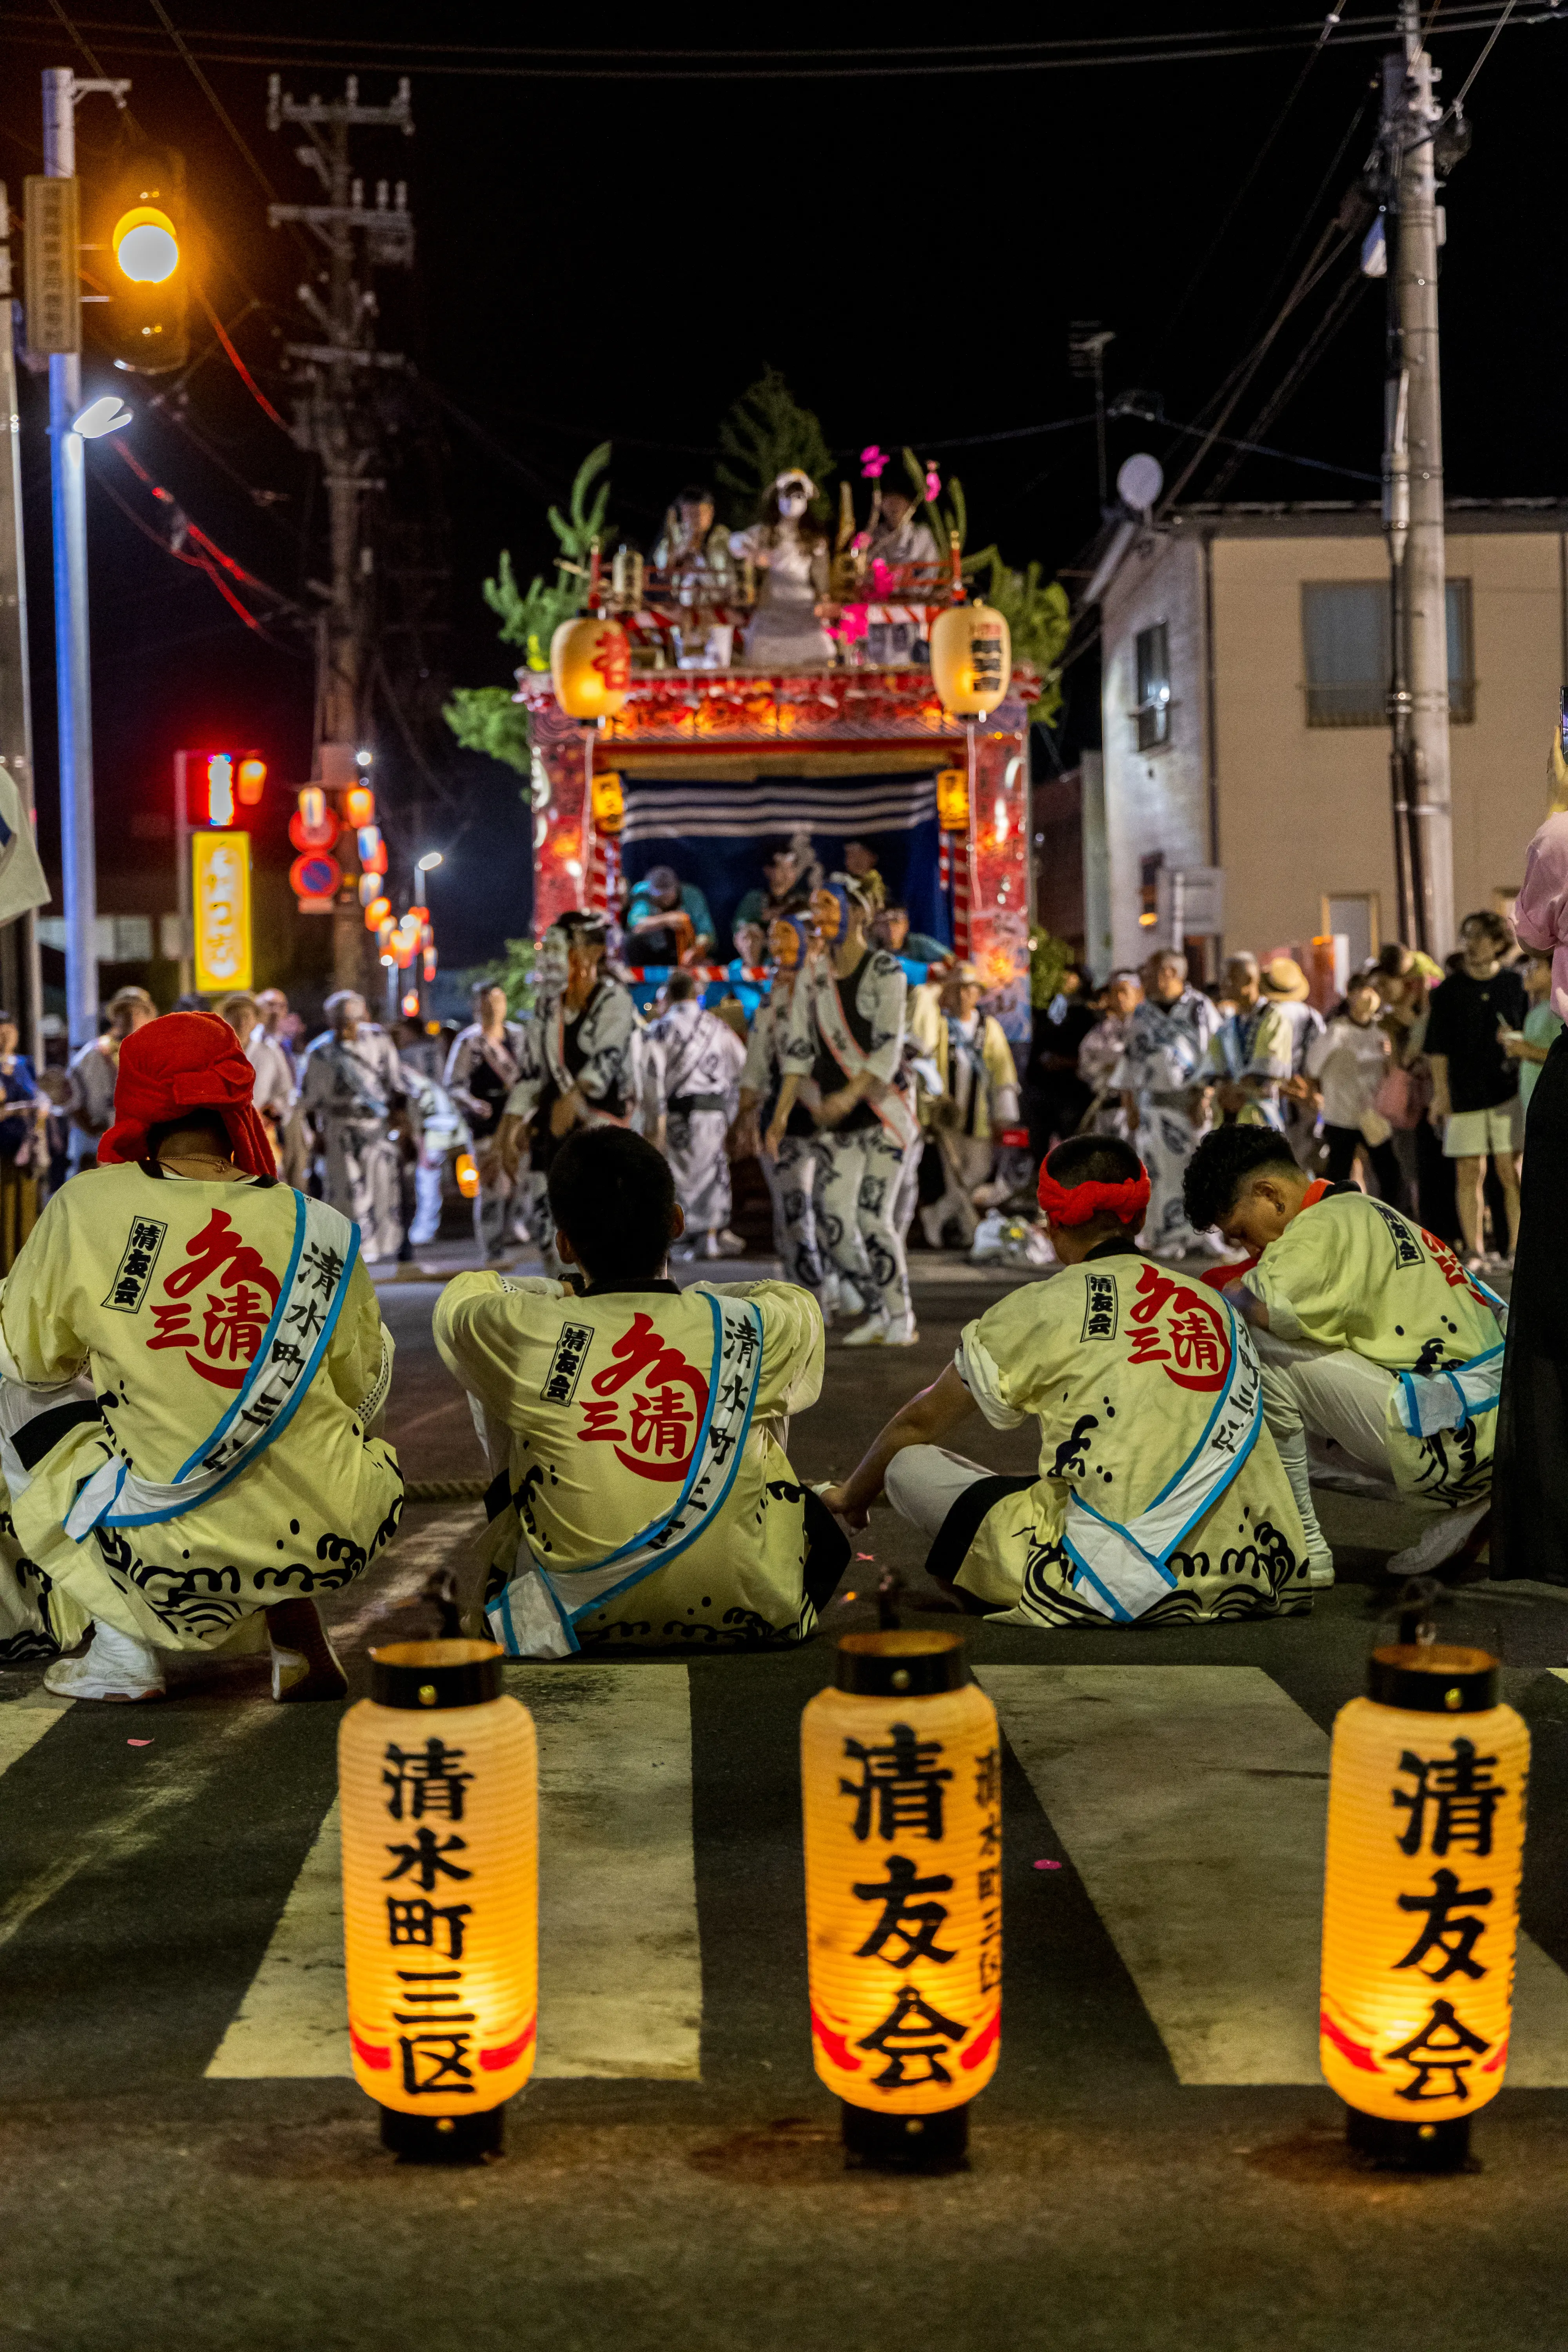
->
[[1094, 501, 1568, 976]]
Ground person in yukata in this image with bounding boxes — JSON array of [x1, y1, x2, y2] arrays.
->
[[433, 1125, 845, 1657], [299, 991, 408, 1265], [445, 982, 528, 1262], [821, 1135, 1309, 1626], [0, 1012, 401, 1702], [1114, 948, 1219, 1258], [642, 971, 747, 1260], [1184, 1122, 1504, 1588]]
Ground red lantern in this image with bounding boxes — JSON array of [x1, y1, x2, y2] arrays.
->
[[289, 851, 341, 902], [345, 784, 376, 828], [237, 755, 268, 806], [363, 894, 392, 933]]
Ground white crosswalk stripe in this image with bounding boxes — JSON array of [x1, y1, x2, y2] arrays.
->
[[209, 1662, 701, 2082], [978, 1663, 1568, 2087]]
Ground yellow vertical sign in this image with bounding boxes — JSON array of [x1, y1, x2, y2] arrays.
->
[[192, 829, 252, 994]]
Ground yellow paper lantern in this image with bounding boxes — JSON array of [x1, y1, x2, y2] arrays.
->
[[340, 1639, 538, 2163], [935, 766, 969, 833], [802, 1631, 1001, 2171], [454, 1151, 480, 1201], [550, 615, 632, 722], [929, 598, 1011, 720], [591, 768, 625, 835], [1321, 1642, 1528, 2171]]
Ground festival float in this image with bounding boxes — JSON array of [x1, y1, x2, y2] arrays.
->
[[450, 416, 1067, 1037]]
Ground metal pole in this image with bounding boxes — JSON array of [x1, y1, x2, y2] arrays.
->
[[43, 67, 99, 1047], [0, 183, 43, 1069], [174, 749, 192, 995], [1385, 4, 1453, 956], [413, 860, 425, 1022]]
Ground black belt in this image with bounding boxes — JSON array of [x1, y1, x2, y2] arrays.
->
[[670, 1093, 727, 1114]]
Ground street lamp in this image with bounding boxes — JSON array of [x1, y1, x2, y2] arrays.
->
[[412, 852, 443, 1021], [71, 396, 132, 440]]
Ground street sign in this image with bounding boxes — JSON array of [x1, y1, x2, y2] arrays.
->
[[23, 174, 79, 356], [192, 829, 252, 993]]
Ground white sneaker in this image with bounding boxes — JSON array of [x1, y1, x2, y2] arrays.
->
[[715, 1229, 747, 1256], [884, 1313, 920, 1346], [44, 1620, 165, 1702], [1307, 1553, 1336, 1589], [842, 1315, 891, 1347], [1385, 1500, 1491, 1580], [838, 1278, 864, 1317]]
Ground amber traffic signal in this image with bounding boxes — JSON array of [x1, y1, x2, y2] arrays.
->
[[102, 152, 189, 374]]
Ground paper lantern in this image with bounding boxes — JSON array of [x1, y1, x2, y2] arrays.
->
[[290, 791, 339, 853], [340, 1639, 538, 2163], [422, 944, 438, 984], [358, 826, 388, 875], [591, 769, 625, 835], [929, 599, 1011, 720], [550, 615, 631, 721], [454, 1151, 480, 1200], [358, 874, 382, 908], [363, 894, 392, 933], [237, 755, 267, 806], [936, 766, 969, 833], [345, 784, 376, 828], [1321, 1642, 1528, 2172], [802, 1632, 1001, 2171]]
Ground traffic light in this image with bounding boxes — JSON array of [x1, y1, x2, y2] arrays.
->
[[101, 151, 188, 373]]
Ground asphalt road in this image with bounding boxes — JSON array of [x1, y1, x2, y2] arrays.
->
[[2, 1242, 1566, 2352]]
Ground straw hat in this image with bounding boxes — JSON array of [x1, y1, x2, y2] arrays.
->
[[1259, 956, 1310, 1003]]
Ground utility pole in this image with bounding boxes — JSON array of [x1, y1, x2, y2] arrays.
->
[[267, 73, 414, 992], [0, 186, 44, 1067], [1068, 321, 1116, 508], [1380, 4, 1453, 957]]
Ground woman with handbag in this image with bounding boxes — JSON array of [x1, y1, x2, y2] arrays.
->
[[1305, 969, 1405, 1200], [0, 1011, 43, 1270]]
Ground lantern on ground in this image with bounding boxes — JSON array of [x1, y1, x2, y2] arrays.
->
[[1321, 1638, 1528, 2172], [340, 1639, 538, 2163], [929, 598, 1011, 722], [802, 1632, 1001, 2172], [550, 616, 631, 723]]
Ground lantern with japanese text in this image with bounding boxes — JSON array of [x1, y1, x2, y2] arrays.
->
[[935, 766, 969, 833], [340, 1639, 538, 2163], [929, 598, 1011, 721], [1321, 1642, 1528, 2172], [802, 1632, 1001, 2172], [590, 769, 625, 835], [550, 615, 631, 722]]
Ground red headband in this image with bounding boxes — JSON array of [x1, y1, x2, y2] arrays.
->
[[1037, 1166, 1151, 1227], [99, 1011, 277, 1179]]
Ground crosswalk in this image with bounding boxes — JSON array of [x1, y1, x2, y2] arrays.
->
[[6, 1659, 1568, 2092]]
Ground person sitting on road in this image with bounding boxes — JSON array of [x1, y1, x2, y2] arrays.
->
[[433, 1125, 845, 1657], [1183, 1122, 1503, 1586], [624, 865, 716, 967], [0, 1011, 401, 1704], [822, 1134, 1310, 1626]]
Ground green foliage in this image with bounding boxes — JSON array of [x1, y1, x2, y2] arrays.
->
[[717, 367, 835, 524], [442, 684, 533, 777], [1029, 928, 1075, 1011], [465, 936, 539, 1016]]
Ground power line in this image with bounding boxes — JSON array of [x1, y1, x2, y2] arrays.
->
[[142, 0, 282, 204]]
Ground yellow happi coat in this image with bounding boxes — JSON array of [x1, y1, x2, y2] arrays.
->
[[1243, 1189, 1503, 1506], [434, 1273, 825, 1649], [0, 1165, 402, 1651], [951, 1238, 1310, 1625]]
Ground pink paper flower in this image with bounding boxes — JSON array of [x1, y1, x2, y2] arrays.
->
[[860, 445, 888, 479], [869, 558, 898, 599], [925, 464, 942, 503], [835, 604, 870, 643]]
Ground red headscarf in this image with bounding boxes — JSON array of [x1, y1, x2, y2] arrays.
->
[[98, 1011, 276, 1178], [1036, 1163, 1152, 1227]]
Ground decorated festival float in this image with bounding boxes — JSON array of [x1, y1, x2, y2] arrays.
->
[[447, 376, 1071, 1035]]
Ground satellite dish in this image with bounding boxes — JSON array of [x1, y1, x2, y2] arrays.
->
[[1117, 452, 1164, 515]]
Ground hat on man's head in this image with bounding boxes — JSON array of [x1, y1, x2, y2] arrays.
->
[[1259, 956, 1310, 1003]]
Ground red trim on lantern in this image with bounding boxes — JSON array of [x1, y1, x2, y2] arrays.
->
[[960, 2006, 1002, 2072], [1319, 2009, 1380, 2073], [809, 2005, 862, 2072], [480, 2016, 538, 2073], [350, 2025, 391, 2070]]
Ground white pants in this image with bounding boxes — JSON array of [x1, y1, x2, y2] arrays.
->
[[762, 1131, 824, 1295], [1254, 1327, 1406, 1558], [885, 1444, 991, 1537], [920, 1129, 994, 1248], [409, 1154, 445, 1247], [814, 1127, 914, 1324], [321, 1118, 403, 1264], [666, 1107, 732, 1234]]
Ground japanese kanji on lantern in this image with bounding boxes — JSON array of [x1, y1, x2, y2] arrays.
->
[[550, 614, 632, 722], [339, 1638, 538, 2164], [1320, 1638, 1529, 2172], [801, 1631, 1001, 2171], [929, 597, 1011, 722]]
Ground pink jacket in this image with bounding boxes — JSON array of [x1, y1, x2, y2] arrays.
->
[[1513, 810, 1568, 1022]]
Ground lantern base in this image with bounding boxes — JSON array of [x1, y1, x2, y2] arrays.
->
[[1344, 2107, 1473, 2174], [379, 2103, 507, 2166], [840, 2100, 968, 2174]]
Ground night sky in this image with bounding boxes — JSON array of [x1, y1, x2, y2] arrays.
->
[[2, 4, 1562, 993]]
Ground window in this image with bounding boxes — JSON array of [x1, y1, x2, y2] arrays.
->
[[1133, 622, 1171, 750], [1301, 580, 1475, 726]]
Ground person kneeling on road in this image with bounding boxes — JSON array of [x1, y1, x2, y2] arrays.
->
[[433, 1125, 846, 1657], [821, 1135, 1310, 1626], [1182, 1123, 1503, 1585]]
